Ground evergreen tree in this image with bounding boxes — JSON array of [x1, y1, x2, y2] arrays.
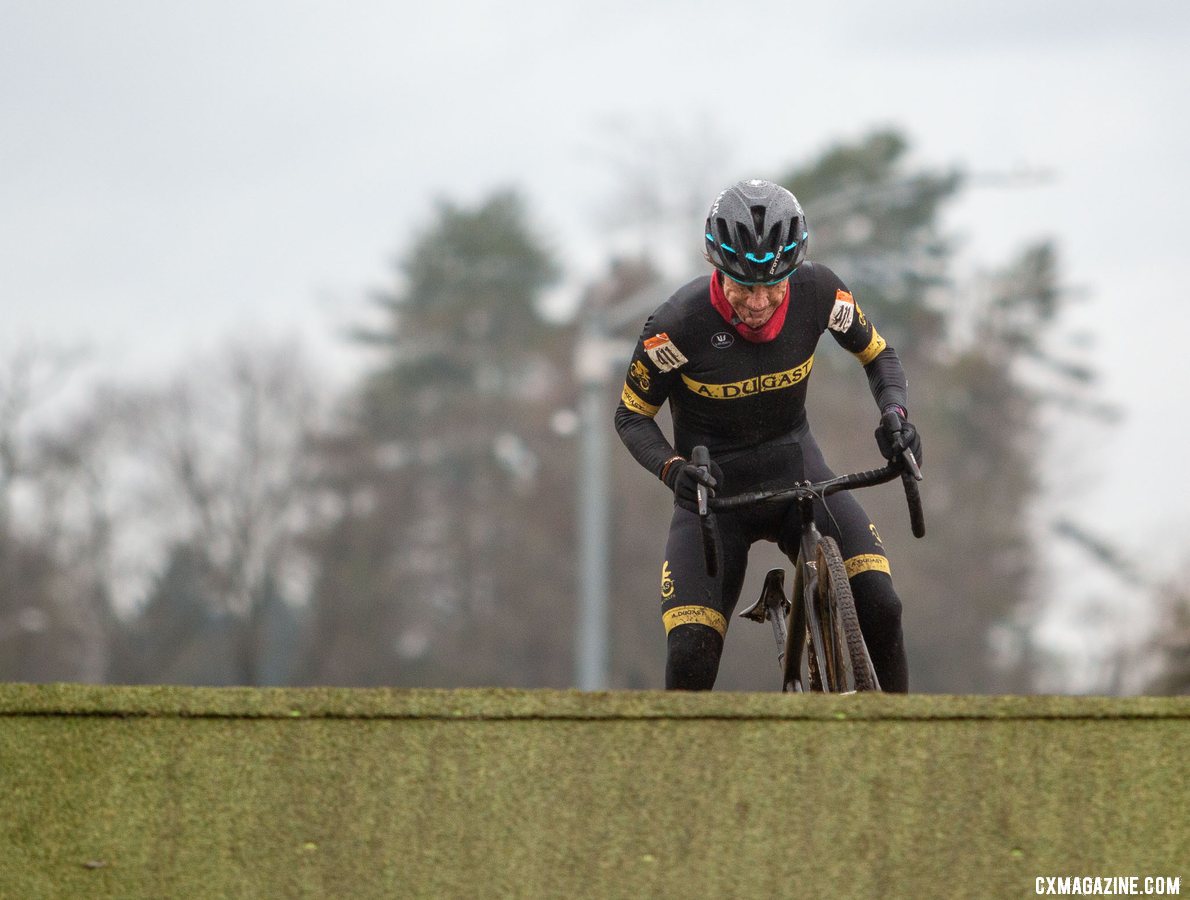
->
[[303, 189, 574, 685], [785, 130, 959, 366]]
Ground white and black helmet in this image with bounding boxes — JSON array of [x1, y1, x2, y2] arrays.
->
[[704, 179, 808, 284]]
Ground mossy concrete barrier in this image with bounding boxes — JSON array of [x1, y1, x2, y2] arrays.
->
[[1, 685, 1186, 899]]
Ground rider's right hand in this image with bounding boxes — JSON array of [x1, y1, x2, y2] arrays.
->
[[663, 457, 724, 512]]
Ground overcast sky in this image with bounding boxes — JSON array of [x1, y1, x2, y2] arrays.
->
[[4, 1, 1189, 673]]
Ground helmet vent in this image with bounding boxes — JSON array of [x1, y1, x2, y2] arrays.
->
[[749, 206, 767, 236]]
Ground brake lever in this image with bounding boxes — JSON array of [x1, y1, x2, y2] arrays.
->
[[901, 447, 923, 482], [691, 445, 711, 515], [691, 445, 718, 577]]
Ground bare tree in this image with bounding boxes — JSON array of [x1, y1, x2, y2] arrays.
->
[[0, 342, 87, 530], [583, 115, 736, 276], [110, 338, 332, 683], [0, 341, 113, 682], [131, 340, 327, 614], [1148, 567, 1190, 694]]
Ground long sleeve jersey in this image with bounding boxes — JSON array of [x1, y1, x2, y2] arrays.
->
[[614, 262, 909, 478]]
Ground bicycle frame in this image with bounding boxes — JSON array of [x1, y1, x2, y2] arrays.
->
[[697, 436, 924, 692], [788, 492, 833, 692], [736, 485, 850, 692]]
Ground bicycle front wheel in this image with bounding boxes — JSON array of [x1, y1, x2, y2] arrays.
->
[[815, 537, 881, 692]]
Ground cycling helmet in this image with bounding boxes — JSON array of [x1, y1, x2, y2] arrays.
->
[[703, 179, 808, 284]]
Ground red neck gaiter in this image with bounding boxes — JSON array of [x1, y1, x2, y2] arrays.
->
[[709, 271, 790, 343]]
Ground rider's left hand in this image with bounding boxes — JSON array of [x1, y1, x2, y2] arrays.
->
[[875, 408, 923, 466]]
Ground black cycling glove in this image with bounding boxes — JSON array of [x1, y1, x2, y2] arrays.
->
[[662, 456, 723, 513], [875, 407, 924, 466]]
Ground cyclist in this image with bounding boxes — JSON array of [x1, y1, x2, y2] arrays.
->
[[614, 179, 922, 691]]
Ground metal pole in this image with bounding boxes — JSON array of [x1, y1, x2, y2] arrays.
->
[[575, 311, 610, 690], [571, 276, 675, 690]]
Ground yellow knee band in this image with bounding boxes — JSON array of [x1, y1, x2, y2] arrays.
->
[[662, 605, 728, 638], [845, 554, 891, 578]]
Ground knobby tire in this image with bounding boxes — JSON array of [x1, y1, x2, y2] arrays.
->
[[816, 537, 881, 692]]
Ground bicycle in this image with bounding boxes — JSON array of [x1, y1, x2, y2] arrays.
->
[[692, 410, 925, 693]]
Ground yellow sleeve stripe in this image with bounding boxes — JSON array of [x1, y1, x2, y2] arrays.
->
[[845, 554, 891, 578], [621, 383, 660, 417], [854, 328, 888, 365], [663, 605, 727, 638]]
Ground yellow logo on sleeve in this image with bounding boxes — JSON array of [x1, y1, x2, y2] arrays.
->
[[629, 360, 652, 392]]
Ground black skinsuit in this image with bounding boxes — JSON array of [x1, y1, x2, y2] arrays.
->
[[614, 263, 911, 691]]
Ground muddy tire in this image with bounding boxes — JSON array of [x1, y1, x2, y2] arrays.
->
[[816, 537, 881, 692]]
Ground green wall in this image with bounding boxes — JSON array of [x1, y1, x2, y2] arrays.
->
[[1, 686, 1186, 898]]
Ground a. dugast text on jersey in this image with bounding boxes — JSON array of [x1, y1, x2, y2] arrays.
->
[[680, 357, 814, 400]]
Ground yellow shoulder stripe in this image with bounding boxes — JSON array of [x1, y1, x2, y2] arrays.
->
[[621, 384, 660, 417], [663, 605, 727, 638], [854, 328, 887, 365], [845, 554, 891, 578]]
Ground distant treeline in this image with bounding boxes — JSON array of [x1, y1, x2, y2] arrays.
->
[[1, 129, 1183, 693]]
